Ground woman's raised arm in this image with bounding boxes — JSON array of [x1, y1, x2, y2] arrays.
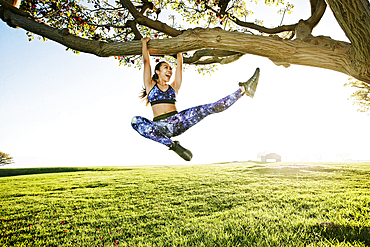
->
[[141, 38, 152, 90], [172, 53, 183, 93]]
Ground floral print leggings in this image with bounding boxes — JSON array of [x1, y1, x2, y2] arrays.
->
[[131, 88, 243, 147]]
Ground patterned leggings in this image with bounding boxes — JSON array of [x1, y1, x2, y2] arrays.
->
[[131, 88, 243, 147]]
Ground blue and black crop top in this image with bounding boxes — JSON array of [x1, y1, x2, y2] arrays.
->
[[148, 83, 176, 106]]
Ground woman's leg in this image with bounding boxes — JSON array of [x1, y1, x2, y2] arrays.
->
[[131, 88, 243, 161], [171, 88, 243, 136], [131, 116, 173, 147], [131, 116, 193, 161]]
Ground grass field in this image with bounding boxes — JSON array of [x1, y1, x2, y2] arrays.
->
[[0, 162, 369, 246]]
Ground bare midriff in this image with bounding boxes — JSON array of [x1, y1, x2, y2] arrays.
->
[[152, 103, 178, 118]]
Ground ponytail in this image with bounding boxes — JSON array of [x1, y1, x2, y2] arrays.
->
[[152, 73, 159, 83], [139, 87, 150, 106]]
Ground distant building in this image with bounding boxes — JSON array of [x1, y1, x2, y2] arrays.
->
[[261, 153, 281, 162]]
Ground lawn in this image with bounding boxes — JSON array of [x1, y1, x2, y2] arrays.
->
[[0, 162, 369, 246]]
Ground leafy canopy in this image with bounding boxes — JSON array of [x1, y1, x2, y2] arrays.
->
[[20, 0, 293, 68]]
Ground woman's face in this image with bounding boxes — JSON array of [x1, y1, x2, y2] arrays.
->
[[155, 62, 172, 83]]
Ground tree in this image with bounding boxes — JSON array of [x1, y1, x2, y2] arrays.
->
[[0, 152, 14, 166], [345, 78, 370, 113], [1, 0, 369, 108]]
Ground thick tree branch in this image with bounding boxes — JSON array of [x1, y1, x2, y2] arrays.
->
[[146, 28, 368, 83], [120, 0, 181, 37], [1, 9, 111, 56]]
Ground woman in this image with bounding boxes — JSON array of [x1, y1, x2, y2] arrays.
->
[[131, 37, 260, 161]]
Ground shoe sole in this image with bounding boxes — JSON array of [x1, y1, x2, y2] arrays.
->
[[240, 68, 260, 98]]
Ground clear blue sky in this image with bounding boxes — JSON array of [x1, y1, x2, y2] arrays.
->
[[1, 1, 370, 167]]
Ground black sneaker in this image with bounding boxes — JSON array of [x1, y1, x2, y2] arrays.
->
[[239, 68, 260, 98], [169, 141, 193, 161]]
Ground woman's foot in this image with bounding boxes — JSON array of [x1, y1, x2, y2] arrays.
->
[[239, 68, 260, 98], [169, 141, 193, 161]]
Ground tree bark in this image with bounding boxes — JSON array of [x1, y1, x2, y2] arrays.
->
[[326, 0, 370, 66]]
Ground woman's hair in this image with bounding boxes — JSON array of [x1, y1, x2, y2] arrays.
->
[[140, 61, 167, 106]]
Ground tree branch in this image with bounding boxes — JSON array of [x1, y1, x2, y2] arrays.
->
[[2, 9, 111, 56], [120, 0, 181, 37], [184, 49, 241, 64], [230, 15, 297, 34], [139, 0, 160, 15], [306, 0, 327, 29], [218, 0, 231, 16], [125, 20, 142, 40], [229, 0, 326, 36]]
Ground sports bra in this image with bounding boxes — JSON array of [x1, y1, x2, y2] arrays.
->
[[148, 83, 176, 106]]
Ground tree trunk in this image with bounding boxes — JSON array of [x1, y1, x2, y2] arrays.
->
[[326, 0, 370, 65], [325, 0, 370, 82]]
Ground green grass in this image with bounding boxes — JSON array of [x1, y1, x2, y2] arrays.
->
[[0, 162, 369, 246]]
